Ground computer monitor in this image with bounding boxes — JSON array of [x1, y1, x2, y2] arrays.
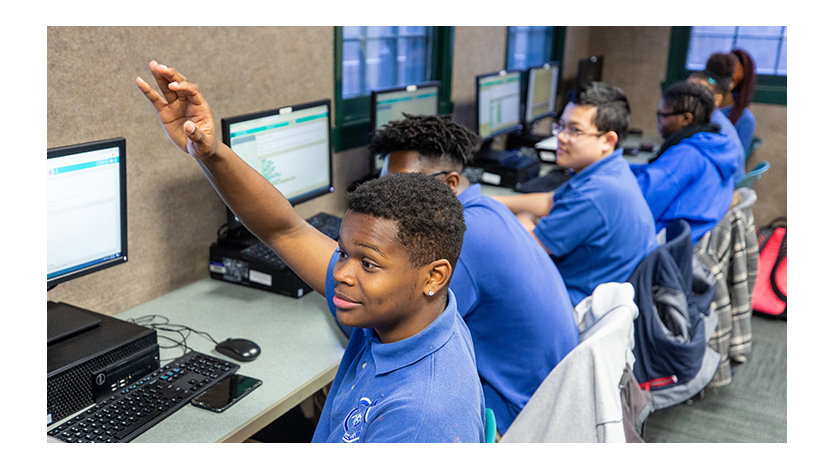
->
[[525, 62, 560, 126], [576, 55, 604, 88], [369, 81, 440, 174], [47, 137, 128, 290], [221, 100, 334, 230], [475, 69, 523, 140]]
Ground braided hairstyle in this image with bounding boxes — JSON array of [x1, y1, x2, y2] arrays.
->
[[662, 81, 715, 125], [368, 114, 481, 169], [347, 172, 466, 271]]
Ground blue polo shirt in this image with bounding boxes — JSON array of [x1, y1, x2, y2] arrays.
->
[[534, 149, 658, 306], [313, 251, 485, 443], [455, 184, 578, 433]]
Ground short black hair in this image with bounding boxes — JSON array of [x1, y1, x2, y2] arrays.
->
[[367, 114, 481, 168], [662, 81, 715, 125], [347, 172, 465, 271], [566, 81, 631, 146]]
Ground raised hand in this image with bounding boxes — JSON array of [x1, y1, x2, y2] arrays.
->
[[136, 61, 217, 161]]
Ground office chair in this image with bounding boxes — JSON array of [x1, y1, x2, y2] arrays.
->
[[484, 408, 496, 443], [735, 161, 770, 189], [500, 283, 639, 442]]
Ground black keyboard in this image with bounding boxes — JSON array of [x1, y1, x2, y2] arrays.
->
[[515, 169, 571, 193], [47, 351, 238, 443], [240, 212, 342, 271], [306, 212, 342, 240]]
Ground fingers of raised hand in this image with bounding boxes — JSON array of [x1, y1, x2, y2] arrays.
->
[[167, 80, 206, 107], [149, 60, 188, 103], [136, 76, 169, 113]]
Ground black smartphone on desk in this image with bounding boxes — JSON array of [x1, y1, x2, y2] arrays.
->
[[191, 374, 262, 413]]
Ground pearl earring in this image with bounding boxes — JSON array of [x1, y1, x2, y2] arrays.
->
[[428, 291, 435, 296]]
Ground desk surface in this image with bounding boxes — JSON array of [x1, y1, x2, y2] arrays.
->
[[57, 278, 348, 443]]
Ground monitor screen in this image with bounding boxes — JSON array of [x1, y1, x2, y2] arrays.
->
[[47, 138, 128, 289], [576, 55, 604, 88], [221, 100, 334, 228], [525, 62, 560, 124], [370, 81, 440, 173], [476, 70, 522, 139]]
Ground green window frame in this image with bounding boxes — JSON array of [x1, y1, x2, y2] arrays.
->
[[665, 26, 786, 105], [333, 26, 455, 151], [505, 26, 566, 71]]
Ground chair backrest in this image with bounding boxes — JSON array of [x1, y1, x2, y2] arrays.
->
[[500, 283, 638, 443], [484, 408, 496, 443], [736, 160, 770, 189]]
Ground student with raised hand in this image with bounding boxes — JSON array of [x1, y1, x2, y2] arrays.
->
[[631, 80, 738, 244], [688, 70, 746, 184], [372, 114, 579, 435], [136, 61, 484, 443], [706, 49, 758, 153], [492, 82, 657, 307]]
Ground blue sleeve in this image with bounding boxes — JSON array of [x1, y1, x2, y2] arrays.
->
[[735, 110, 756, 154], [325, 249, 354, 339], [631, 152, 688, 223], [534, 190, 603, 257]]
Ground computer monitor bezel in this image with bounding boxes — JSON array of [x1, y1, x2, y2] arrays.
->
[[220, 99, 335, 230], [576, 55, 604, 89], [524, 61, 561, 126], [369, 81, 441, 176], [369, 80, 441, 133], [475, 69, 524, 140], [47, 137, 128, 289]]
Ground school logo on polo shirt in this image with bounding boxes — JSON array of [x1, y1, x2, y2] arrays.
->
[[342, 396, 383, 442]]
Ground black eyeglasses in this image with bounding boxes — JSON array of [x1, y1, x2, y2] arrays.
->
[[427, 170, 451, 178], [656, 110, 685, 119]]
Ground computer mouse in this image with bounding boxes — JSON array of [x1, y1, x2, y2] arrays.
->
[[215, 338, 261, 362]]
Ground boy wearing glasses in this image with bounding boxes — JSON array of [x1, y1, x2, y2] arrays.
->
[[631, 80, 738, 244], [493, 82, 657, 306]]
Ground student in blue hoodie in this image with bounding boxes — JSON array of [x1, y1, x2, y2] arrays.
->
[[688, 71, 746, 184], [631, 80, 738, 244]]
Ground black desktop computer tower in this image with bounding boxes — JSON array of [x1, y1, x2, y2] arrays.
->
[[47, 302, 159, 425], [209, 239, 313, 298]]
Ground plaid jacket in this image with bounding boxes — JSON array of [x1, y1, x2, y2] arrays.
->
[[694, 188, 758, 387]]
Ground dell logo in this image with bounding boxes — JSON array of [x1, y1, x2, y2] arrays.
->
[[95, 373, 106, 386]]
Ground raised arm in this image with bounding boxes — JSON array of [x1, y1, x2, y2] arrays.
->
[[136, 61, 336, 295]]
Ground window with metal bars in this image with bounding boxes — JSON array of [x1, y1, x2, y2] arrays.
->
[[666, 26, 786, 105]]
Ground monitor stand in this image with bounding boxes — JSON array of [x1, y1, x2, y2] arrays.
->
[[47, 301, 102, 346]]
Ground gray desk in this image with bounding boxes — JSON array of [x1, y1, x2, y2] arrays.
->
[[83, 278, 346, 442]]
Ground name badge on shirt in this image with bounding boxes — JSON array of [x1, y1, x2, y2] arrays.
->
[[342, 396, 383, 443]]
